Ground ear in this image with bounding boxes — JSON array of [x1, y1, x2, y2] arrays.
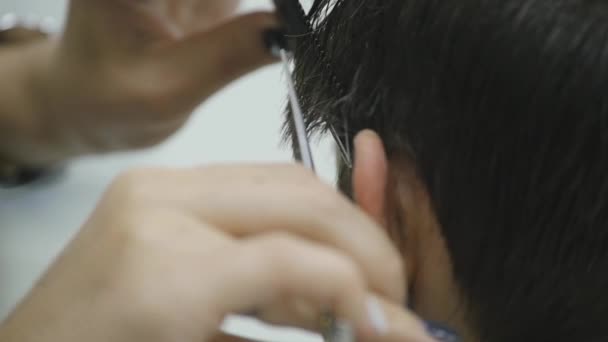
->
[[352, 132, 464, 331], [352, 130, 389, 226], [351, 130, 430, 292]]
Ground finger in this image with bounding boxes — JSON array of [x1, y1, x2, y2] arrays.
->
[[113, 165, 406, 303], [204, 233, 379, 339], [255, 297, 321, 332], [360, 296, 437, 342], [162, 12, 280, 102], [258, 296, 438, 342], [191, 165, 406, 303]]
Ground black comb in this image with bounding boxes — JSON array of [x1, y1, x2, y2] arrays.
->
[[272, 0, 310, 51], [272, 0, 354, 169]]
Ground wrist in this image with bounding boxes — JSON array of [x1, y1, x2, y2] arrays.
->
[[26, 37, 84, 163], [0, 16, 68, 185], [28, 29, 115, 161]]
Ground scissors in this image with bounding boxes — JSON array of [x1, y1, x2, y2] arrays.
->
[[269, 2, 461, 342], [267, 2, 354, 340], [268, 2, 352, 341], [271, 0, 353, 171]]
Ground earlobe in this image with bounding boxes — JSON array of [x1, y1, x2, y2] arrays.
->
[[352, 130, 389, 226]]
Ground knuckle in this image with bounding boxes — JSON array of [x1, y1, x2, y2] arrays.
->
[[255, 234, 301, 288], [87, 172, 165, 255], [260, 233, 298, 261], [96, 207, 153, 259], [119, 210, 157, 243], [377, 252, 406, 299], [262, 234, 362, 283], [103, 167, 198, 243], [109, 168, 156, 202], [384, 254, 406, 283], [330, 254, 365, 288], [303, 189, 346, 226]]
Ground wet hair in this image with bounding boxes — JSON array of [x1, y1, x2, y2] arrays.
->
[[287, 0, 608, 341]]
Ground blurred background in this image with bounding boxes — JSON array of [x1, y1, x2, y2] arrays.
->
[[0, 0, 334, 341]]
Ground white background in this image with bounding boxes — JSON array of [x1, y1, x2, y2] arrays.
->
[[0, 1, 334, 341]]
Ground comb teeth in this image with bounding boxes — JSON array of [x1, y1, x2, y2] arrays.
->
[[272, 0, 309, 51]]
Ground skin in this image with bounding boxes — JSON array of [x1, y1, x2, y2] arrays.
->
[[0, 0, 461, 340], [0, 159, 438, 342], [0, 129, 463, 342], [354, 131, 471, 340], [0, 0, 275, 165]]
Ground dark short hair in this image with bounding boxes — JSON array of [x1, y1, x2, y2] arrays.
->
[[287, 1, 608, 341]]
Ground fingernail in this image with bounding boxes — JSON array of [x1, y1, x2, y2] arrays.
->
[[263, 28, 288, 59], [424, 321, 462, 342], [366, 297, 389, 335]]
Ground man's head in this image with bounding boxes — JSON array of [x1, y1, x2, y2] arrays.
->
[[288, 1, 608, 341]]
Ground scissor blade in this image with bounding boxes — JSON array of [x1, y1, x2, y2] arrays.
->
[[280, 49, 315, 171]]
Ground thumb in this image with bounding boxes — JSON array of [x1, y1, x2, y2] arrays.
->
[[165, 12, 281, 100]]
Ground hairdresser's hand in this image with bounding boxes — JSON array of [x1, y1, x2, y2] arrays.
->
[[0, 165, 436, 342], [29, 0, 278, 161]]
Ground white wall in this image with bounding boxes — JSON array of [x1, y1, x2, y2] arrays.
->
[[0, 1, 332, 341], [0, 0, 67, 19]]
